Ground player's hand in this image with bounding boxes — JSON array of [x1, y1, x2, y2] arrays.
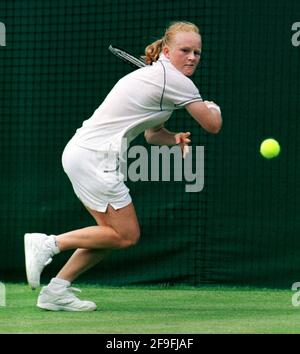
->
[[175, 132, 191, 159]]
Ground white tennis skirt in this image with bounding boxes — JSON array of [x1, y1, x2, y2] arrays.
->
[[61, 139, 132, 212]]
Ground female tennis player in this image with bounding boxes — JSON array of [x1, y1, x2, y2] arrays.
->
[[24, 21, 222, 311]]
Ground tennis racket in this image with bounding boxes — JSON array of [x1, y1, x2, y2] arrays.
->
[[108, 45, 147, 69]]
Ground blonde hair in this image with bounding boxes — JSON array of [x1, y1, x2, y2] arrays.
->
[[144, 21, 200, 65]]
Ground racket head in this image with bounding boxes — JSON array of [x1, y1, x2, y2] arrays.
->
[[108, 45, 147, 69]]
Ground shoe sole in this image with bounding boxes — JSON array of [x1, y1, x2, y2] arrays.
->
[[37, 302, 97, 312], [24, 233, 39, 290]]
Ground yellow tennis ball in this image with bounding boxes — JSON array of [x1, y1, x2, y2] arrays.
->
[[260, 138, 281, 159]]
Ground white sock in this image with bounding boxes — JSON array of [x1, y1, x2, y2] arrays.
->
[[44, 235, 60, 256], [48, 277, 70, 292]]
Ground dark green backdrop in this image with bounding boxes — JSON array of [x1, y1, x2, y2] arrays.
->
[[0, 0, 300, 287]]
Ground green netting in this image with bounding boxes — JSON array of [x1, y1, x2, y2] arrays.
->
[[0, 0, 300, 287]]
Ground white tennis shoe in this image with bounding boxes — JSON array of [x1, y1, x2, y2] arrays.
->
[[37, 286, 97, 312], [24, 233, 55, 289]]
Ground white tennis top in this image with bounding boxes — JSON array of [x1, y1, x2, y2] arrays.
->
[[71, 54, 202, 154]]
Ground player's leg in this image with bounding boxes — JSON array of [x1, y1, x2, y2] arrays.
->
[[25, 202, 139, 289], [55, 203, 140, 282], [55, 203, 140, 251], [36, 203, 140, 311], [35, 208, 106, 312]]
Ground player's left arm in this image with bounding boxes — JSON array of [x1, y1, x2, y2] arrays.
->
[[144, 124, 190, 147], [144, 124, 191, 158]]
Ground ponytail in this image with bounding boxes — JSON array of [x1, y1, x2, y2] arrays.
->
[[144, 39, 164, 65]]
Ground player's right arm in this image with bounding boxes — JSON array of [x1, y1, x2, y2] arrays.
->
[[185, 100, 222, 134]]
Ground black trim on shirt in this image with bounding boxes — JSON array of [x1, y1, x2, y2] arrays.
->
[[174, 97, 203, 108], [159, 61, 166, 111]]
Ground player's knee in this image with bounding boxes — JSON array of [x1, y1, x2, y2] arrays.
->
[[118, 229, 140, 249]]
